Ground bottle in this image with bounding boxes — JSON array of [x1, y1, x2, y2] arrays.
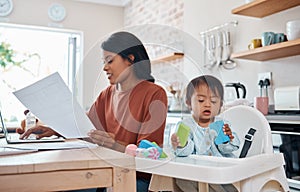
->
[[24, 109, 36, 131]]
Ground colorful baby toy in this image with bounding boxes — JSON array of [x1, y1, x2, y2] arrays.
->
[[125, 139, 167, 159]]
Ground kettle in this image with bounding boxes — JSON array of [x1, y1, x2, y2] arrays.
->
[[224, 82, 246, 102]]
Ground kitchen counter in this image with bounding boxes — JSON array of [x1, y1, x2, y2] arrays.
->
[[266, 114, 300, 124]]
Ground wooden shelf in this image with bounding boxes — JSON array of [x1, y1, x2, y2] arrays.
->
[[232, 0, 300, 18], [231, 38, 300, 61], [151, 52, 184, 64]]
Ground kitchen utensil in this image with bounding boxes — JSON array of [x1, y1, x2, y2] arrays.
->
[[264, 78, 270, 97], [258, 80, 264, 96], [274, 33, 286, 44], [204, 34, 217, 69], [221, 31, 237, 70], [217, 31, 223, 66], [201, 34, 207, 67], [225, 82, 246, 101], [286, 20, 300, 41], [248, 39, 262, 49], [255, 97, 269, 115], [262, 32, 275, 46], [274, 86, 300, 112]]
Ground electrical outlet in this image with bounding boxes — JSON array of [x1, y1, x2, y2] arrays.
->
[[258, 72, 272, 84]]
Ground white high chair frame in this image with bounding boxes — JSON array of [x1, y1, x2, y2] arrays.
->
[[141, 105, 290, 192]]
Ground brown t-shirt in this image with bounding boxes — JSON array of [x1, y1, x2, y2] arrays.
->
[[87, 80, 168, 180]]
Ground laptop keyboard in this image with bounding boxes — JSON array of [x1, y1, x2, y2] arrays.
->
[[8, 133, 37, 141]]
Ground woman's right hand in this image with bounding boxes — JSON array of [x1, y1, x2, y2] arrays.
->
[[88, 129, 116, 148], [20, 125, 59, 139]]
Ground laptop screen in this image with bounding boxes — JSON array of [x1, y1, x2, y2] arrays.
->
[[0, 110, 10, 141], [0, 111, 2, 133]]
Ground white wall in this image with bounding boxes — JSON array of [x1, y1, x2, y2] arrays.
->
[[4, 0, 124, 109], [5, 0, 300, 108], [184, 0, 300, 105]]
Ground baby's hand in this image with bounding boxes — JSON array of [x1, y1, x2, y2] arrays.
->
[[171, 133, 180, 149], [223, 124, 234, 141]]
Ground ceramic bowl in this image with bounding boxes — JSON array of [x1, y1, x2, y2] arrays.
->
[[286, 20, 300, 41]]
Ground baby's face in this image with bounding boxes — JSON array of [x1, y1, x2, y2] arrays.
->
[[189, 84, 222, 125]]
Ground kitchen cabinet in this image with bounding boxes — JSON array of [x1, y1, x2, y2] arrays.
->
[[232, 0, 300, 18], [231, 38, 300, 61], [151, 52, 184, 64]]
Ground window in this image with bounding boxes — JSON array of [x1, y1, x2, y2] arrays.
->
[[0, 23, 82, 126]]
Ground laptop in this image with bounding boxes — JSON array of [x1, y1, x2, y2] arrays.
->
[[0, 110, 65, 144]]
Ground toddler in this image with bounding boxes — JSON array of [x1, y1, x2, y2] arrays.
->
[[171, 75, 240, 192]]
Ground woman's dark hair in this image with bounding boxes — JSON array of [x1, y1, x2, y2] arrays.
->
[[186, 75, 224, 105], [101, 31, 155, 83]]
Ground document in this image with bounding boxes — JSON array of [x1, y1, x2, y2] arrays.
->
[[13, 72, 95, 138], [4, 139, 98, 150], [0, 147, 38, 156]]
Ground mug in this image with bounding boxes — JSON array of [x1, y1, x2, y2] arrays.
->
[[262, 32, 275, 46], [248, 38, 262, 49], [255, 97, 269, 115], [274, 33, 286, 43]]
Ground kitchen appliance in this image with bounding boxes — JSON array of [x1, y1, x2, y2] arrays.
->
[[267, 115, 300, 190], [224, 82, 246, 102], [274, 86, 300, 113]]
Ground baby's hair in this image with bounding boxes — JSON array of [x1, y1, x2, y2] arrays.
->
[[186, 75, 224, 104]]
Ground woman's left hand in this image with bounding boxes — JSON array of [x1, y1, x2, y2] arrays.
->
[[88, 129, 115, 148], [223, 124, 234, 141]]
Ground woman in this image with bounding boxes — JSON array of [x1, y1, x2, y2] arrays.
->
[[20, 31, 168, 192]]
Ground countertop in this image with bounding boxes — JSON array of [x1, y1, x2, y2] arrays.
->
[[266, 113, 300, 124]]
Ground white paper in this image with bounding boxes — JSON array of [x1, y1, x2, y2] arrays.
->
[[0, 147, 38, 156], [4, 139, 98, 150], [13, 72, 95, 138]]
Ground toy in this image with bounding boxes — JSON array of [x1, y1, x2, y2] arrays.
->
[[176, 123, 190, 147], [124, 139, 168, 159], [125, 144, 138, 156], [139, 140, 162, 154], [209, 120, 230, 145], [138, 140, 167, 158], [136, 147, 160, 159]]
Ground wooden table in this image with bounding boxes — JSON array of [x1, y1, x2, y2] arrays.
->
[[0, 145, 136, 192]]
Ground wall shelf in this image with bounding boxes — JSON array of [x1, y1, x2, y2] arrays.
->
[[151, 52, 184, 64], [232, 0, 300, 18], [231, 38, 300, 61]]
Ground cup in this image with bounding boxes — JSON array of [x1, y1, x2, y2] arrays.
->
[[248, 38, 262, 49], [255, 97, 269, 115], [286, 20, 300, 41], [274, 33, 286, 43], [262, 32, 275, 46]]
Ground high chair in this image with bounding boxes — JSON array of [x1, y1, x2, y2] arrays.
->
[[149, 105, 290, 192]]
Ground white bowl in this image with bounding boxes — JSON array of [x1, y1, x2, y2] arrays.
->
[[287, 20, 300, 26], [286, 20, 300, 40]]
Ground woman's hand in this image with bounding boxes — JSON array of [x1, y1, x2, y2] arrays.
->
[[223, 123, 234, 141], [16, 118, 39, 134], [20, 125, 59, 139], [171, 133, 180, 149], [88, 129, 116, 148]]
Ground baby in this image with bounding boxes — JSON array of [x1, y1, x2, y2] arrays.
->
[[171, 75, 240, 192]]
